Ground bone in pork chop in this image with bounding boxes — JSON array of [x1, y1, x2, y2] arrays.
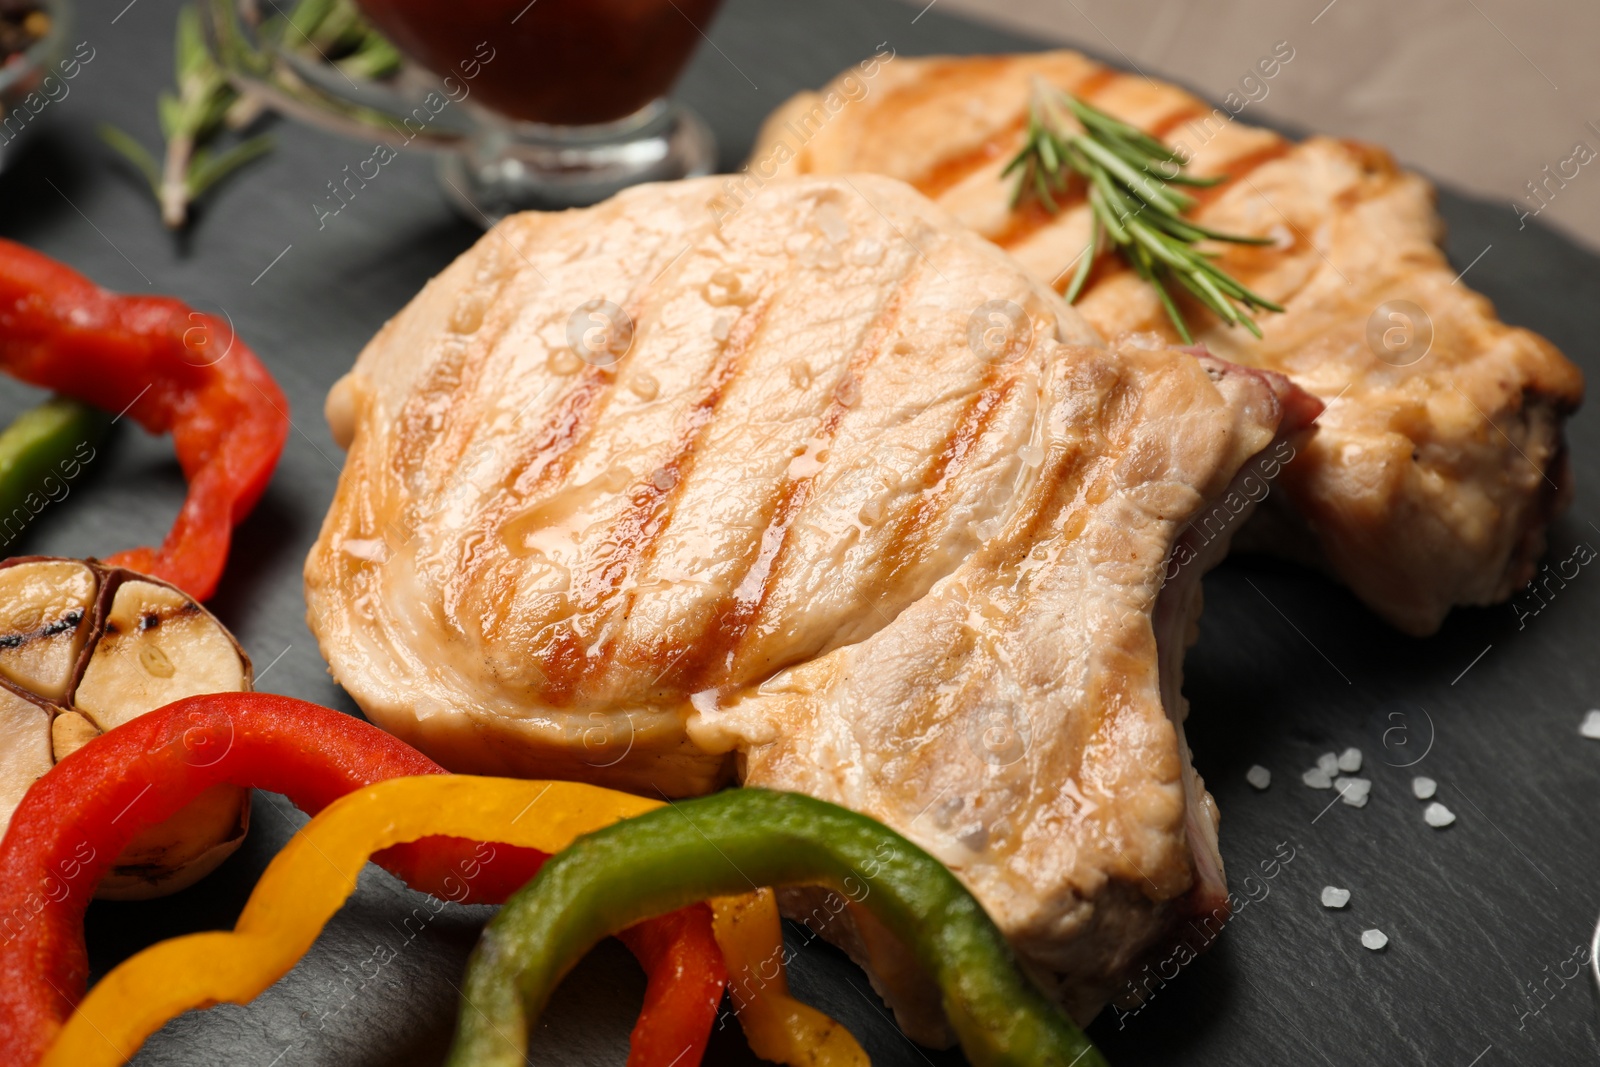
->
[[748, 51, 1584, 635], [304, 174, 1315, 1036]]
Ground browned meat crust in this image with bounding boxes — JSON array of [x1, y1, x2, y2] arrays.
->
[[750, 51, 1584, 634], [305, 174, 1305, 1036]]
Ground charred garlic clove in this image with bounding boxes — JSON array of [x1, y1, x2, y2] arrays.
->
[[49, 709, 99, 762], [0, 559, 97, 702], [100, 783, 251, 899], [75, 579, 247, 733], [0, 686, 51, 830], [0, 558, 253, 899]]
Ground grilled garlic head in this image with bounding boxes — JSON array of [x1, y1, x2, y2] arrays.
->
[[0, 557, 252, 899]]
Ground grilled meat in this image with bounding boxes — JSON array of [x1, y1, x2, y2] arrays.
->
[[305, 174, 1314, 1036], [749, 51, 1583, 634]]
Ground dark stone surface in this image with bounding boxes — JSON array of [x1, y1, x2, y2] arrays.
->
[[0, 0, 1593, 1063]]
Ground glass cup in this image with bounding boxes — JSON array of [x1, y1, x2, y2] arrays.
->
[[201, 0, 721, 223]]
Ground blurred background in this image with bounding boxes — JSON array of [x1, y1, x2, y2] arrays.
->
[[918, 0, 1600, 251]]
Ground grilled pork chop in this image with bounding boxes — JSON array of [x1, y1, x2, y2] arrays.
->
[[748, 51, 1583, 634], [304, 174, 1313, 1034]]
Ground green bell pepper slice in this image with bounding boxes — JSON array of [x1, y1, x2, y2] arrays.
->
[[447, 787, 1109, 1067], [0, 396, 108, 547]]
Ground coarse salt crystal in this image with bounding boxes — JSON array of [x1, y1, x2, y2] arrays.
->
[[1424, 802, 1455, 828], [1361, 928, 1388, 951], [1336, 776, 1371, 808], [1337, 747, 1363, 773], [813, 202, 851, 244], [1581, 710, 1600, 739], [848, 238, 885, 266], [1302, 767, 1333, 790], [1316, 752, 1340, 777], [1247, 765, 1272, 790], [1334, 776, 1371, 807], [1411, 776, 1437, 799], [1321, 886, 1350, 908]]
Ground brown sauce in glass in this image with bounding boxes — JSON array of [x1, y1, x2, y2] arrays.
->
[[356, 0, 724, 126]]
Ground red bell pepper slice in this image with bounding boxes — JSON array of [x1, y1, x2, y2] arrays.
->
[[0, 239, 290, 600], [618, 908, 729, 1067], [0, 693, 725, 1065]]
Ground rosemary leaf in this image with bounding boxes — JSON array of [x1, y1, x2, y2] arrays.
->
[[187, 134, 276, 199], [156, 92, 184, 140], [1064, 213, 1098, 305], [337, 32, 402, 80], [1087, 182, 1128, 243], [1007, 77, 1282, 339], [96, 123, 161, 196], [102, 0, 400, 231], [1065, 97, 1171, 158], [287, 0, 338, 36], [1074, 134, 1184, 215]]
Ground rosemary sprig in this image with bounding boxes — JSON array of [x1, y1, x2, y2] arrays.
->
[[98, 0, 400, 230], [97, 5, 271, 229], [1002, 77, 1284, 342]]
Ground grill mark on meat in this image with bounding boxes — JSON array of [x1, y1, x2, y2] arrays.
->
[[418, 242, 626, 627], [507, 366, 618, 500], [1074, 66, 1123, 102], [543, 295, 777, 699], [1072, 372, 1156, 598], [1012, 366, 1134, 553], [1187, 141, 1293, 208], [1164, 141, 1305, 302], [612, 300, 773, 583], [877, 55, 1024, 131], [873, 57, 1025, 191], [493, 273, 677, 512], [391, 343, 473, 489], [910, 66, 1121, 205], [736, 372, 1011, 683], [452, 269, 648, 681], [669, 273, 918, 691], [390, 242, 529, 502], [1205, 244, 1301, 304], [498, 284, 676, 511], [1338, 137, 1399, 179], [454, 363, 622, 706], [900, 376, 1125, 783], [875, 374, 1010, 587], [993, 197, 1078, 251], [524, 617, 589, 706], [1150, 104, 1210, 140], [913, 114, 1026, 199]]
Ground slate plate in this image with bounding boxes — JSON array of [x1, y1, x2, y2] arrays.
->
[[0, 0, 1595, 1063]]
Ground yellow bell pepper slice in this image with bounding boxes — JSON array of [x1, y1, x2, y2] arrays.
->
[[44, 776, 866, 1067], [711, 890, 871, 1067]]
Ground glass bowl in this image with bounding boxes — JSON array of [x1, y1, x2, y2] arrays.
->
[[198, 0, 717, 224]]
